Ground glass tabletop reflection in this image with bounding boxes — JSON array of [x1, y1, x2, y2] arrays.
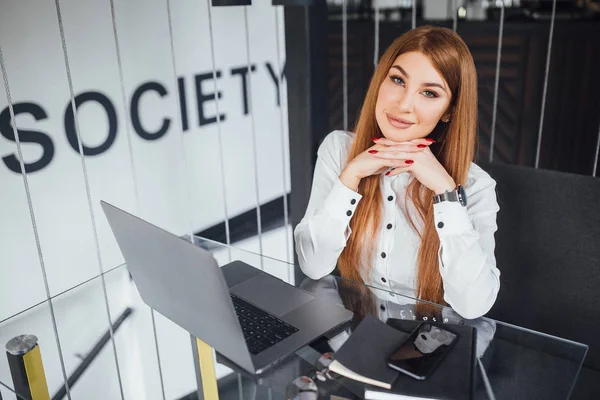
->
[[193, 236, 588, 400], [0, 236, 587, 400]]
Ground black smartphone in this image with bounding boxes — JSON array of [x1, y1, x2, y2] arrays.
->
[[387, 323, 458, 380]]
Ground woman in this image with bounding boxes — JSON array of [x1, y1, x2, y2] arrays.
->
[[294, 26, 500, 319]]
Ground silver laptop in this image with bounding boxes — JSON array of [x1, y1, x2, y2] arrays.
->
[[100, 201, 353, 375]]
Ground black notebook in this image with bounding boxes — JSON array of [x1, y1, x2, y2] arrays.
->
[[364, 319, 477, 400], [328, 315, 408, 389]]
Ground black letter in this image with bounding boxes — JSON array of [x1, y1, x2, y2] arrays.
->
[[265, 61, 286, 106], [194, 71, 226, 126], [130, 82, 171, 140], [65, 91, 118, 155], [230, 65, 256, 115], [0, 103, 53, 173]]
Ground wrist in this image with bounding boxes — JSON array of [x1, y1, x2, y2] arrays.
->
[[340, 169, 361, 192], [433, 177, 456, 195]]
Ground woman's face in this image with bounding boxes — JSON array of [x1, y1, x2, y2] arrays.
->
[[375, 51, 452, 142]]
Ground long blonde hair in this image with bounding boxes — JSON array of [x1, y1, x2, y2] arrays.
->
[[337, 26, 477, 305]]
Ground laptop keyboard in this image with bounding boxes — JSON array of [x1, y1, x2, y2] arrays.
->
[[230, 294, 299, 355]]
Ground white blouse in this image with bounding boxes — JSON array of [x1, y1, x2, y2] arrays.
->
[[294, 130, 501, 319]]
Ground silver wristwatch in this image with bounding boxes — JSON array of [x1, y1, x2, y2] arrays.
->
[[433, 185, 467, 207]]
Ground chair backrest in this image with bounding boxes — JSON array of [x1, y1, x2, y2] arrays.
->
[[479, 162, 600, 370]]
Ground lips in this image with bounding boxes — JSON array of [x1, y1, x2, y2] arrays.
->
[[386, 113, 415, 129]]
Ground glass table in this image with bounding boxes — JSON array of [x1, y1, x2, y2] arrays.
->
[[0, 236, 588, 399]]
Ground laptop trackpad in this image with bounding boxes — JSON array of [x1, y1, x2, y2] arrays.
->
[[230, 274, 314, 317]]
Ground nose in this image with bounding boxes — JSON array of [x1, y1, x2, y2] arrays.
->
[[396, 90, 415, 113]]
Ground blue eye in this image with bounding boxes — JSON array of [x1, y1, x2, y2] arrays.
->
[[390, 75, 405, 86], [422, 90, 439, 98]]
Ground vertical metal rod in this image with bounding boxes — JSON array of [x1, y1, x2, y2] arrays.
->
[[489, 2, 504, 163], [342, 0, 348, 131], [243, 7, 264, 267], [374, 0, 380, 67], [237, 374, 244, 400], [165, 0, 196, 242], [593, 124, 600, 177], [53, 1, 124, 398], [477, 358, 496, 400], [0, 45, 72, 400], [274, 7, 292, 268], [412, 0, 417, 30], [452, 0, 458, 31], [111, 2, 167, 398], [206, 0, 233, 261], [534, 0, 557, 169], [108, 0, 140, 223], [148, 311, 166, 400]]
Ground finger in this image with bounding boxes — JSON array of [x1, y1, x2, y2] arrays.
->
[[366, 143, 391, 154], [407, 137, 436, 146], [386, 166, 412, 176], [372, 137, 399, 146], [366, 143, 407, 155], [372, 150, 418, 160], [367, 143, 387, 151], [378, 158, 414, 171], [373, 137, 435, 146], [367, 145, 421, 155], [382, 143, 427, 152]]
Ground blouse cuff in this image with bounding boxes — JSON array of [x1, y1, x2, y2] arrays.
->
[[321, 178, 363, 226], [433, 201, 472, 236]]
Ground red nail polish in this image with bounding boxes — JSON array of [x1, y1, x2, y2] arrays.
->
[[372, 137, 380, 141], [417, 144, 427, 148], [405, 160, 414, 165], [385, 171, 391, 176], [426, 138, 435, 143], [368, 150, 378, 154]]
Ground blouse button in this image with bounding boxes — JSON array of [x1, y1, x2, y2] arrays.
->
[[346, 210, 352, 217], [438, 222, 444, 228], [387, 195, 394, 201], [381, 252, 387, 258], [386, 223, 393, 229], [381, 277, 387, 283], [380, 304, 386, 311], [350, 199, 356, 205]]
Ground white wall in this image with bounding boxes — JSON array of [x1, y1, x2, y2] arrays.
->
[[0, 0, 290, 322]]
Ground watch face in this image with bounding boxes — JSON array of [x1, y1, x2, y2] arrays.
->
[[457, 185, 467, 206]]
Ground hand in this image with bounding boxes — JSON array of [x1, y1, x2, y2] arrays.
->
[[370, 137, 456, 195], [339, 138, 431, 191]]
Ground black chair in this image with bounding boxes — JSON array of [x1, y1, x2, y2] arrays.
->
[[479, 162, 600, 399]]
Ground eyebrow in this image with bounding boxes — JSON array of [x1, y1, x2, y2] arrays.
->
[[391, 65, 447, 91]]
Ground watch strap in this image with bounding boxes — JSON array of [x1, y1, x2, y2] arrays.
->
[[433, 190, 460, 204]]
